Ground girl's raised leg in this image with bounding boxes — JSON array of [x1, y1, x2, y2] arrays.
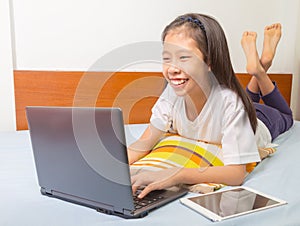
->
[[261, 23, 282, 72]]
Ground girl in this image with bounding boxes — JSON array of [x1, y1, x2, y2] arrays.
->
[[129, 13, 290, 199]]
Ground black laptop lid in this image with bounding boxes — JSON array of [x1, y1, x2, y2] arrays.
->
[[26, 107, 134, 212]]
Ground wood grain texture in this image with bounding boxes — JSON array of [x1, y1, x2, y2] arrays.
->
[[14, 70, 292, 130]]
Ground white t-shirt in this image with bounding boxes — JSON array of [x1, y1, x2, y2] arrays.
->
[[255, 119, 273, 148], [150, 84, 261, 165]]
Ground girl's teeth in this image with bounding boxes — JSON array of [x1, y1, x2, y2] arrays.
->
[[171, 79, 187, 85]]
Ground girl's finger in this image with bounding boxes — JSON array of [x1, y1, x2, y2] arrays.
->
[[137, 184, 154, 199]]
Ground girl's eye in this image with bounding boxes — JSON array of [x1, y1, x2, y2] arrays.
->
[[180, 56, 191, 60], [163, 57, 171, 62]]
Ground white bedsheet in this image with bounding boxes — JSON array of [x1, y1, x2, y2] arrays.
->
[[1, 122, 300, 226]]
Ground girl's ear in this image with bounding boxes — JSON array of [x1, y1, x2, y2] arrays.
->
[[206, 59, 211, 71]]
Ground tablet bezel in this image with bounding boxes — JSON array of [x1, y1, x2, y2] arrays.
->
[[180, 186, 287, 222]]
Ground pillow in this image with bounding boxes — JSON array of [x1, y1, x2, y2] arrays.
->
[[131, 134, 276, 193], [131, 134, 224, 170], [131, 135, 226, 193]]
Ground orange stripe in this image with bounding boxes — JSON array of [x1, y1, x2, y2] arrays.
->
[[131, 163, 168, 169], [136, 159, 177, 167], [151, 146, 210, 167]]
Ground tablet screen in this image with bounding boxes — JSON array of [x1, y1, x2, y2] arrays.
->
[[181, 187, 287, 221]]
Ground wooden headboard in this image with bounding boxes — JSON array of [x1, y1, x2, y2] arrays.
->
[[14, 70, 292, 130]]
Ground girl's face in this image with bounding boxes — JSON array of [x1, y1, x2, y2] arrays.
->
[[162, 30, 211, 98]]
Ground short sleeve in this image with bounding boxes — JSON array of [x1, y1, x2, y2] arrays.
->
[[221, 107, 261, 165], [150, 85, 177, 132]]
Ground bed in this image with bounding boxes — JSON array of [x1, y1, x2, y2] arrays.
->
[[1, 71, 298, 225]]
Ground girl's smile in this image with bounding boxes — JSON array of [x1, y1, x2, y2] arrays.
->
[[169, 78, 189, 86]]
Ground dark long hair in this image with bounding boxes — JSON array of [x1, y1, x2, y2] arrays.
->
[[162, 13, 257, 132]]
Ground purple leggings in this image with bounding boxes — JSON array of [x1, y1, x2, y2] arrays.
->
[[246, 85, 293, 141]]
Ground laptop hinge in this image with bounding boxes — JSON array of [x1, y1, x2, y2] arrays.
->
[[46, 189, 116, 214], [113, 207, 133, 216], [41, 187, 53, 195], [122, 208, 134, 216]]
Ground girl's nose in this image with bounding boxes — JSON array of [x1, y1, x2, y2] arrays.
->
[[168, 64, 181, 74]]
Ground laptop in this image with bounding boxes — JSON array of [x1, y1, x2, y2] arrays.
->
[[26, 106, 188, 218]]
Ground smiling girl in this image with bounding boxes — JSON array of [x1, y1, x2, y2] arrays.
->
[[128, 13, 261, 198]]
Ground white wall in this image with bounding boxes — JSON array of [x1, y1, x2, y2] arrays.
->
[[1, 0, 300, 131], [0, 0, 16, 131], [291, 1, 300, 122], [11, 0, 298, 72]]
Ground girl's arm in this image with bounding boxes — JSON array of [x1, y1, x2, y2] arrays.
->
[[132, 164, 246, 198], [127, 124, 165, 164]]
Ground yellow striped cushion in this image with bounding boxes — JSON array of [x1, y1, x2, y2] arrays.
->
[[130, 135, 271, 193], [131, 135, 224, 171]]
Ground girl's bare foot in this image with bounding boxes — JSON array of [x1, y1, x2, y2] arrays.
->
[[261, 23, 282, 71], [241, 31, 265, 77]]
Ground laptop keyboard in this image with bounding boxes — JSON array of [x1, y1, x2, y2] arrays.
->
[[133, 190, 165, 210]]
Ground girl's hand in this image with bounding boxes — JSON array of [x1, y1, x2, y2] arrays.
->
[[131, 165, 246, 199], [131, 168, 182, 199]]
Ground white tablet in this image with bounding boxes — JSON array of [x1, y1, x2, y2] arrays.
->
[[180, 186, 287, 222]]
